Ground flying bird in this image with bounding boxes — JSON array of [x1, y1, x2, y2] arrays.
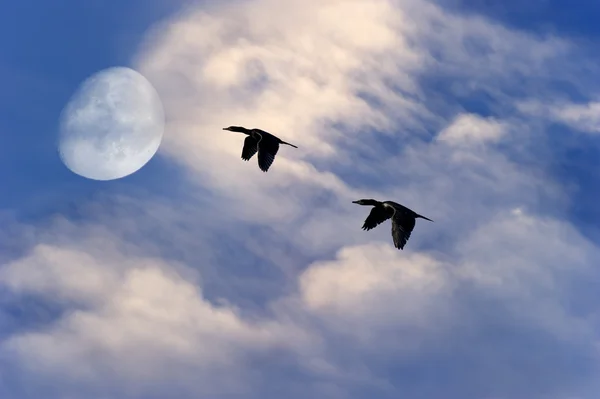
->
[[223, 126, 298, 172], [352, 199, 433, 250]]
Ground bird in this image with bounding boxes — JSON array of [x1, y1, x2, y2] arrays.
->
[[222, 126, 298, 172], [352, 199, 433, 250]]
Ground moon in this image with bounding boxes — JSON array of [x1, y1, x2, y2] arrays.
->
[[58, 67, 165, 180]]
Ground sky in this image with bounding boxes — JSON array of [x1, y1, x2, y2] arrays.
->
[[2, 0, 600, 398]]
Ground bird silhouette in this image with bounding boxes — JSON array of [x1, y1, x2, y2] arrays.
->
[[352, 199, 433, 250], [223, 126, 298, 172]]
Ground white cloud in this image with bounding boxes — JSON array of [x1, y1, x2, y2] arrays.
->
[[516, 99, 600, 134], [553, 101, 600, 133], [1, 238, 314, 397], [300, 244, 449, 322], [130, 0, 571, 251], [297, 207, 599, 343], [437, 113, 507, 144], [293, 208, 600, 397], [298, 243, 455, 351]]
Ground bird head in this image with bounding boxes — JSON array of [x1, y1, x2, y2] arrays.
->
[[352, 199, 380, 206]]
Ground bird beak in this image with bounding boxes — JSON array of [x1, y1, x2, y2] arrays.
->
[[222, 128, 229, 131], [352, 200, 359, 204]]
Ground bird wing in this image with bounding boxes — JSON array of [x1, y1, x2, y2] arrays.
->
[[391, 213, 416, 250], [241, 135, 258, 161], [362, 205, 391, 231], [257, 136, 280, 172]]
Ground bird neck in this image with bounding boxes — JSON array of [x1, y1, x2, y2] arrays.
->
[[230, 126, 251, 134], [364, 199, 382, 206]]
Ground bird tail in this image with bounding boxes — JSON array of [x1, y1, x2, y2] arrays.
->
[[280, 140, 298, 148], [416, 214, 433, 222]]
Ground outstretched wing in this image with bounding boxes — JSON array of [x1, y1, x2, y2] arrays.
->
[[257, 136, 280, 172], [362, 205, 391, 231], [391, 213, 416, 250], [241, 135, 258, 161]]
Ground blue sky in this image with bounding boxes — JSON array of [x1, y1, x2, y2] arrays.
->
[[2, 0, 600, 398], [0, 0, 183, 217]]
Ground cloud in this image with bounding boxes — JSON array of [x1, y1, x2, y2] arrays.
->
[[517, 99, 600, 134], [294, 207, 600, 398], [1, 230, 315, 398], [3, 0, 600, 398], [129, 0, 570, 252], [437, 113, 507, 144], [556, 102, 600, 133], [298, 243, 455, 353]]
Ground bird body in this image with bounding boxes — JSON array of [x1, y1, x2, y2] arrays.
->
[[223, 126, 298, 172], [352, 199, 433, 250]]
